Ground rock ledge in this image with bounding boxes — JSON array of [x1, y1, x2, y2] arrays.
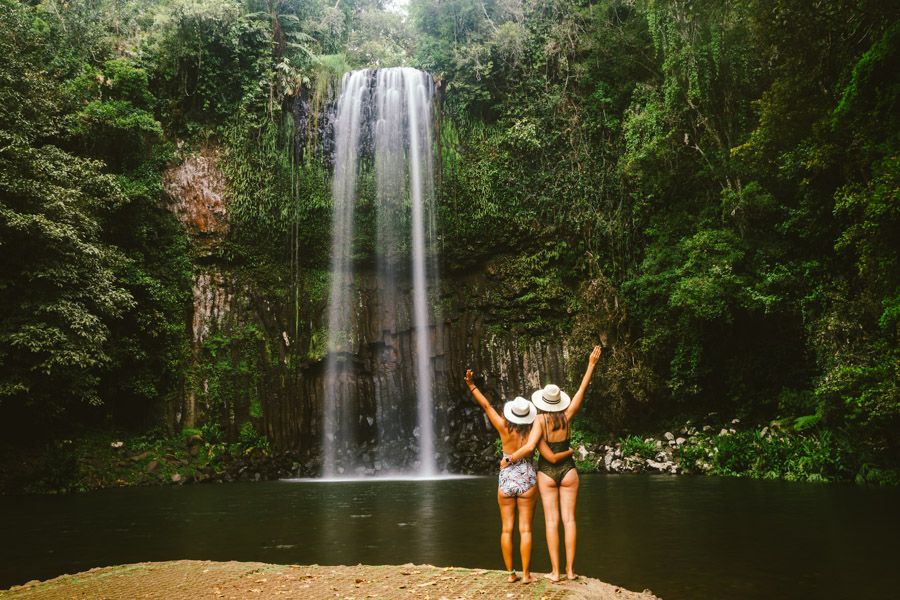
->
[[3, 560, 661, 599]]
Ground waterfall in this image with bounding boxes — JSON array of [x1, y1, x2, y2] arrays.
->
[[322, 68, 439, 478]]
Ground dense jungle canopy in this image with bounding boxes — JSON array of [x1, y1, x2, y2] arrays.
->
[[0, 0, 897, 484]]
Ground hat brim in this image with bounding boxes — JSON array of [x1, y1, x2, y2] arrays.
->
[[504, 400, 537, 424], [531, 388, 571, 413]]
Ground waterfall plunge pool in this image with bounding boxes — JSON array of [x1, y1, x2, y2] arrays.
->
[[281, 474, 478, 483], [1, 474, 896, 599]]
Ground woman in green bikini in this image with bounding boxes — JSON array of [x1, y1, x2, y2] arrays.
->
[[502, 345, 602, 582]]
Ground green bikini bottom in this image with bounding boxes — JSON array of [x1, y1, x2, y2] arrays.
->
[[537, 440, 577, 485]]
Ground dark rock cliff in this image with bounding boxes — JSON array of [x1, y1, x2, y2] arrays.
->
[[162, 147, 582, 472]]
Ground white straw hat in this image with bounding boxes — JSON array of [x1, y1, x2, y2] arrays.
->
[[503, 396, 537, 424], [531, 384, 571, 412]]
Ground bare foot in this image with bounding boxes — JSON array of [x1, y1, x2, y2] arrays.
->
[[543, 572, 562, 583], [521, 573, 534, 584], [507, 571, 520, 583], [567, 572, 579, 581]]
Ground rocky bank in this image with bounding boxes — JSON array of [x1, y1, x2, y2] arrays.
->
[[2, 560, 661, 599]]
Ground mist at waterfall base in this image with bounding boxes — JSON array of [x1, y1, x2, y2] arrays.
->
[[320, 68, 443, 480]]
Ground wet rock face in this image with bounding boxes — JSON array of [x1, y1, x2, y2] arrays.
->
[[163, 150, 235, 428], [161, 151, 234, 349], [292, 84, 338, 168], [160, 145, 582, 472], [163, 149, 228, 253], [280, 270, 575, 474], [191, 269, 233, 346]]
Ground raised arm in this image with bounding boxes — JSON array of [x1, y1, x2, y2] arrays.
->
[[565, 345, 602, 420], [538, 439, 575, 464], [465, 369, 505, 433]]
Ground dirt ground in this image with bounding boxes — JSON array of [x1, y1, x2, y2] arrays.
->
[[1, 560, 661, 600]]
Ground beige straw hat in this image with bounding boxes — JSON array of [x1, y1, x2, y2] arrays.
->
[[503, 396, 537, 424], [531, 384, 571, 412]]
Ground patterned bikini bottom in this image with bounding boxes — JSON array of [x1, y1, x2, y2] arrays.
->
[[498, 457, 537, 498]]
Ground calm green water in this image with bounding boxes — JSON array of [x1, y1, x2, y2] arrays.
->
[[1, 475, 897, 599]]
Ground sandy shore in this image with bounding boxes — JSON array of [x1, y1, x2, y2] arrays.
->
[[2, 560, 660, 599]]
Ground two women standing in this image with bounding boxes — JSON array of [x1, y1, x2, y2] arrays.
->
[[466, 345, 602, 583]]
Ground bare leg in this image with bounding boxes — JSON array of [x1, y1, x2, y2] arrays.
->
[[497, 488, 519, 582], [537, 472, 561, 582], [559, 469, 580, 580], [516, 484, 538, 583]]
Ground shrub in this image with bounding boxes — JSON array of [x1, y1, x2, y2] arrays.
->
[[674, 442, 711, 473], [235, 421, 270, 456], [621, 435, 657, 460]]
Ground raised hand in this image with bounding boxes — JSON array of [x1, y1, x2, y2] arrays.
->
[[568, 345, 602, 418], [465, 368, 475, 387]]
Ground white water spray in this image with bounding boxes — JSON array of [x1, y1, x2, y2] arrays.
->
[[322, 68, 438, 478]]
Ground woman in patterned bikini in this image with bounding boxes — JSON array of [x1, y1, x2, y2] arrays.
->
[[465, 369, 574, 584], [503, 345, 602, 582]]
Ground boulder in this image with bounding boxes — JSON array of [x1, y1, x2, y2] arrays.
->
[[577, 445, 589, 461], [646, 459, 669, 472], [675, 437, 686, 446], [664, 432, 675, 441]]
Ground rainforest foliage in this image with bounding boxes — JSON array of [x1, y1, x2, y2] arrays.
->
[[0, 0, 897, 483]]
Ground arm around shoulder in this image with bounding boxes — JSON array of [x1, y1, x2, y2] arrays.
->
[[506, 416, 544, 463], [538, 439, 574, 463]]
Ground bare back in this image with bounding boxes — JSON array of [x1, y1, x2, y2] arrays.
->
[[498, 423, 531, 456], [540, 413, 570, 444]]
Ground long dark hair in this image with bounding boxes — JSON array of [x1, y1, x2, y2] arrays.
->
[[505, 419, 532, 438], [539, 409, 568, 433]]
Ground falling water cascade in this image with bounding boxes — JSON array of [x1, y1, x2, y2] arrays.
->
[[322, 68, 439, 479]]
